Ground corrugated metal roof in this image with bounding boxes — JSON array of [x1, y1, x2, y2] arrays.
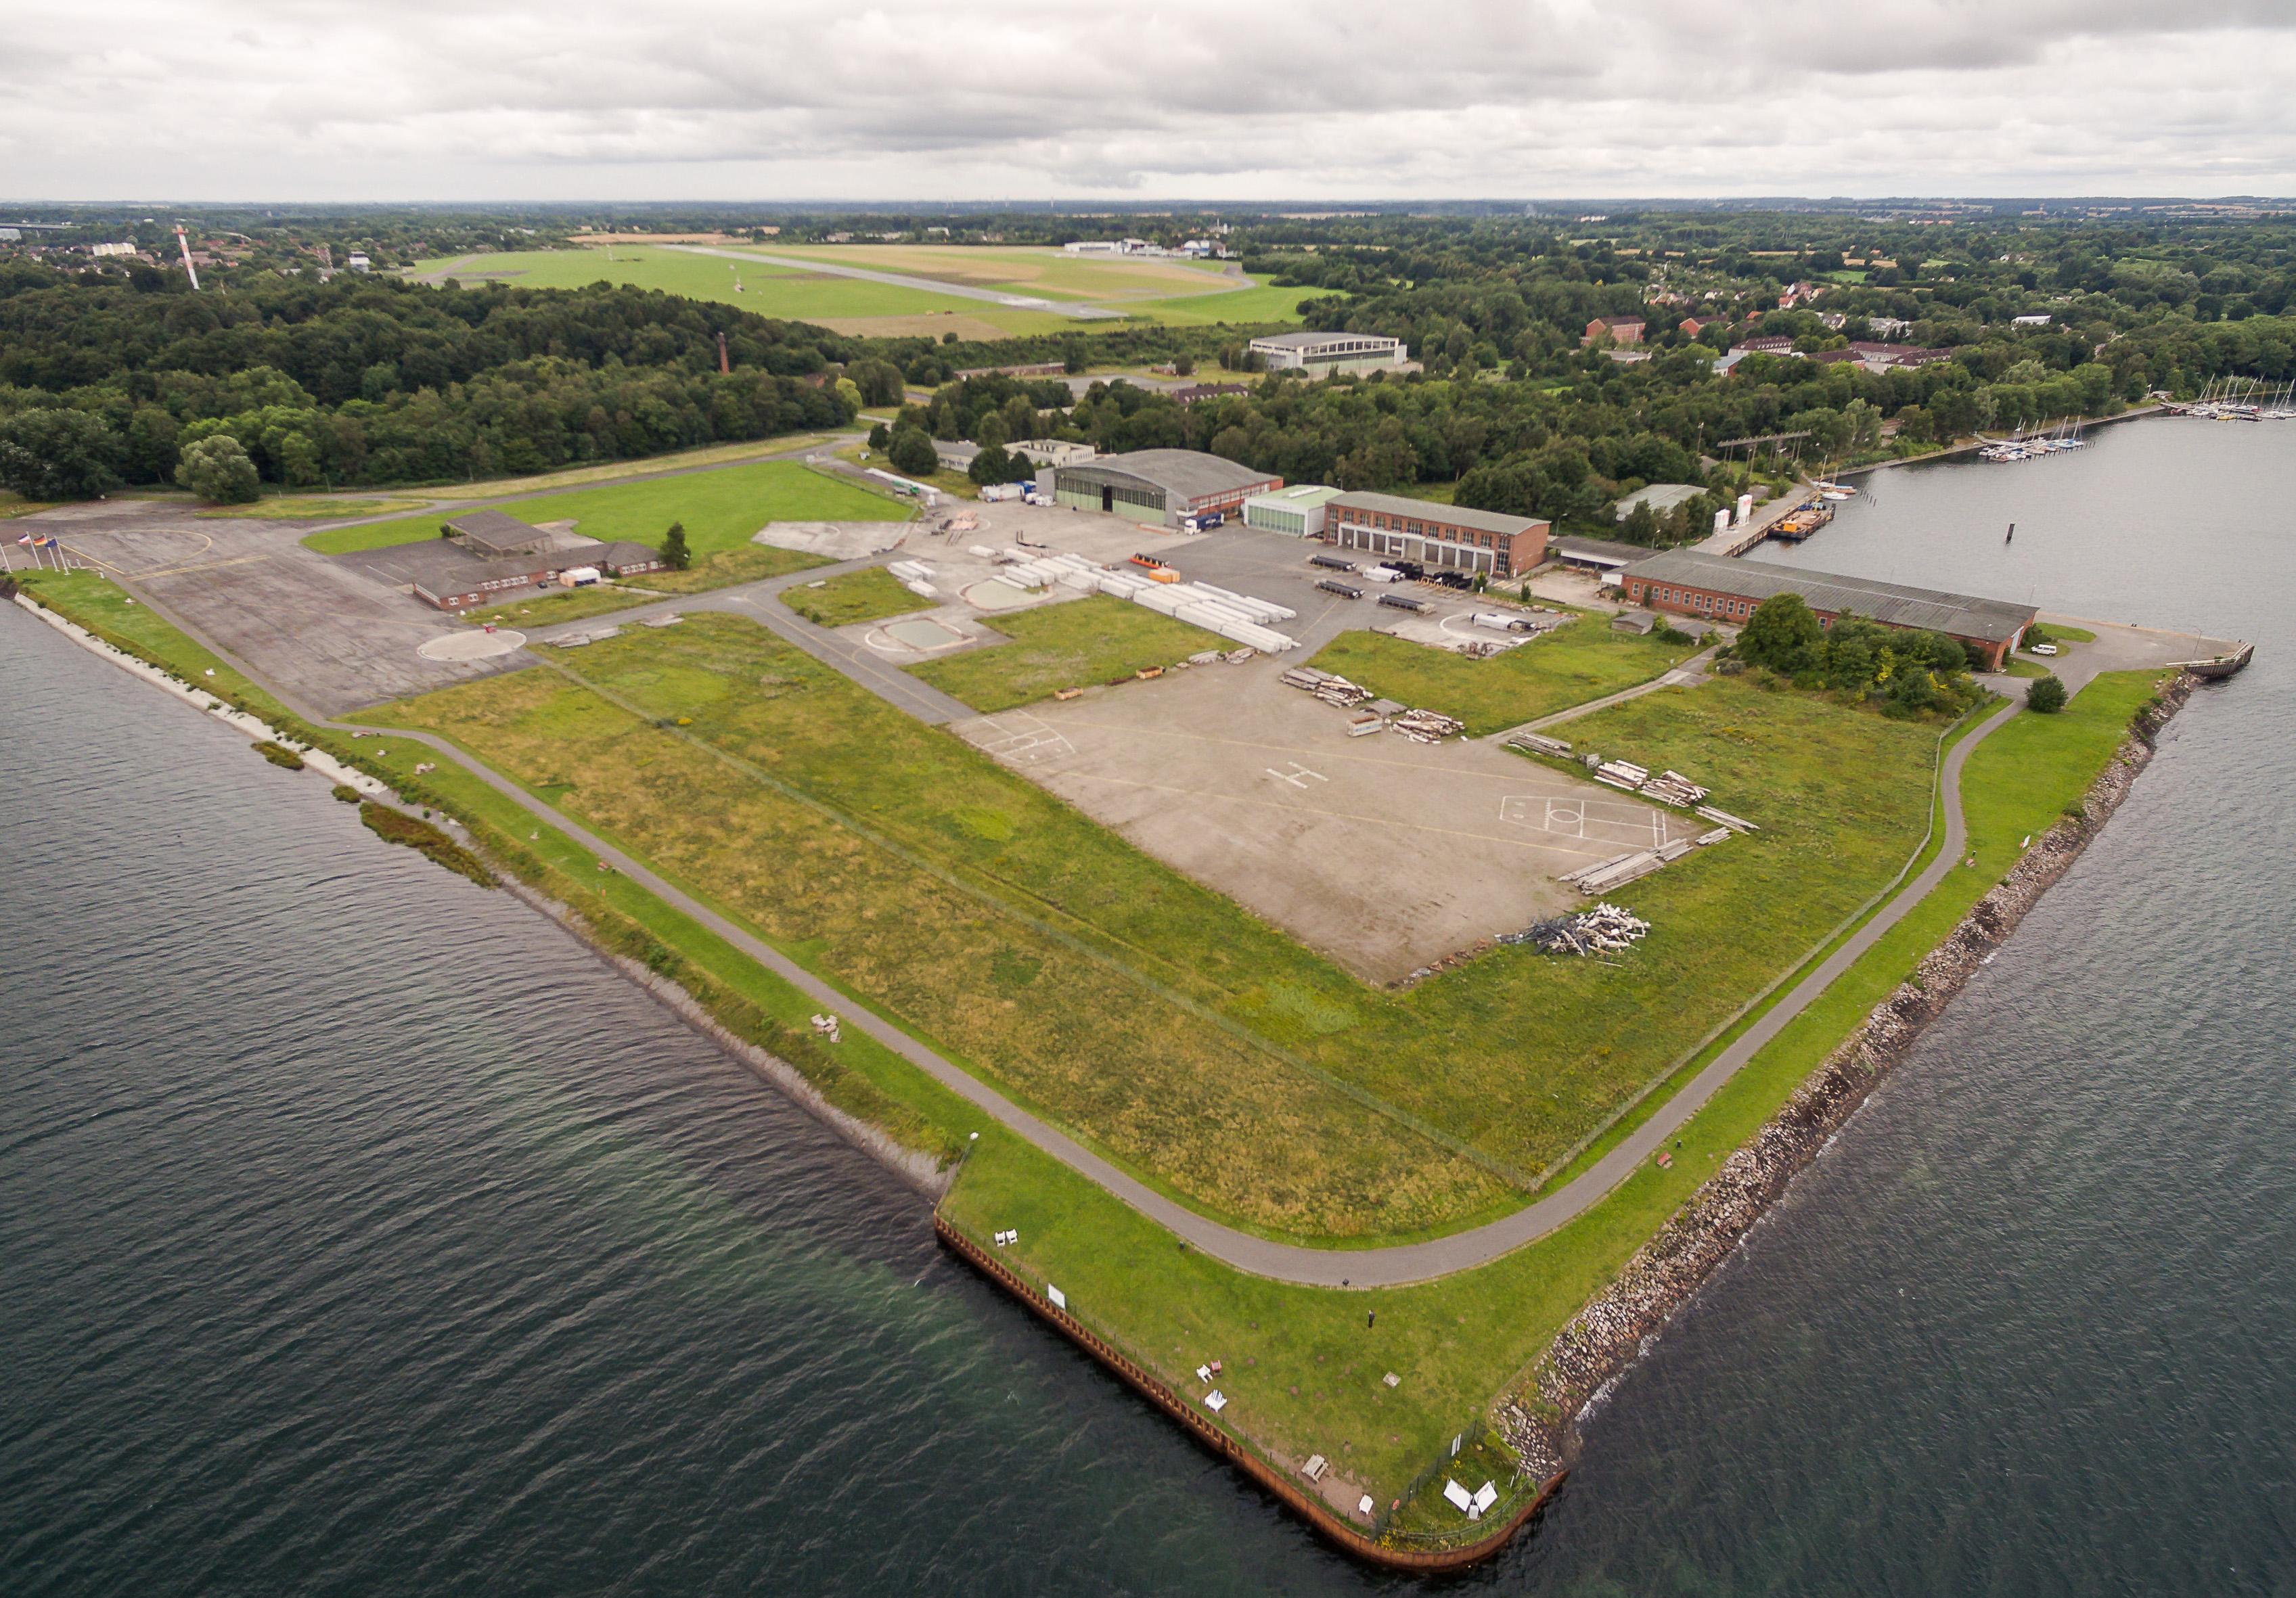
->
[[1328, 491, 1549, 539], [1056, 449, 1279, 503], [1623, 550, 2036, 643]]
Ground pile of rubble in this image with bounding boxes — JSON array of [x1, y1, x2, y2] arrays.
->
[[1500, 902, 1650, 956]]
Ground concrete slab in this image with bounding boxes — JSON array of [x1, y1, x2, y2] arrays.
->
[[750, 520, 912, 560], [952, 659, 1694, 983], [41, 505, 533, 713]]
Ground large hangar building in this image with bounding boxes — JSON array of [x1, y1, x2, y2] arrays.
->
[[1049, 449, 1282, 528]]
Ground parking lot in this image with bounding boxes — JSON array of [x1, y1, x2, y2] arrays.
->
[[953, 656, 1692, 984]]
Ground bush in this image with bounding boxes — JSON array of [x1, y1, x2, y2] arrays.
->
[[885, 425, 939, 478], [2027, 674, 2068, 714], [251, 739, 306, 770], [332, 783, 361, 803], [175, 434, 260, 503], [0, 407, 123, 500]]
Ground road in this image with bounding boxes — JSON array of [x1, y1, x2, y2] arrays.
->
[[667, 245, 1124, 320]]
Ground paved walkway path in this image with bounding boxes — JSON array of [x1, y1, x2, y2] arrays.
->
[[111, 573, 2023, 1289], [1487, 646, 1718, 744], [530, 557, 976, 725]]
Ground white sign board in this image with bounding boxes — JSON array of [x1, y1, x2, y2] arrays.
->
[[1442, 1480, 1473, 1514], [1045, 1283, 1066, 1310]]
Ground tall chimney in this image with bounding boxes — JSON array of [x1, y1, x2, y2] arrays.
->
[[717, 331, 730, 374]]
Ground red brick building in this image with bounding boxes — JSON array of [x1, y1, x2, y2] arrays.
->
[[1583, 316, 1645, 346], [1324, 493, 1550, 578], [1618, 550, 2035, 669]]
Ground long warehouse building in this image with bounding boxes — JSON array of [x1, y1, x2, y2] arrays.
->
[[1619, 549, 2037, 668], [1048, 449, 1281, 528], [1323, 491, 1551, 578]]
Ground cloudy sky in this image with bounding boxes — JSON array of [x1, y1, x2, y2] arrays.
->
[[8, 1, 2295, 201]]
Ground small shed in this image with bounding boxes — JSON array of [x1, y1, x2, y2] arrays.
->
[[1611, 610, 1657, 635]]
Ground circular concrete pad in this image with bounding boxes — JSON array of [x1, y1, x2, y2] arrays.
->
[[962, 578, 1037, 611], [880, 617, 969, 652], [419, 629, 527, 662]]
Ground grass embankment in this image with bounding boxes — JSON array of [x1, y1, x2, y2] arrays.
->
[[1307, 621, 1694, 735], [375, 616, 1943, 1243], [302, 459, 905, 557], [782, 568, 928, 628], [11, 564, 975, 1167], [944, 669, 2171, 1505], [907, 595, 1227, 711]]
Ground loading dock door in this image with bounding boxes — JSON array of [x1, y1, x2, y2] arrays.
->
[[1102, 486, 1114, 512]]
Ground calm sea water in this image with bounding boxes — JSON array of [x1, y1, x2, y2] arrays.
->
[[4, 416, 2292, 1595]]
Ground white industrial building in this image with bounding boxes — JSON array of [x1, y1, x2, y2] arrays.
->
[[1242, 484, 1344, 537], [1248, 331, 1410, 374]]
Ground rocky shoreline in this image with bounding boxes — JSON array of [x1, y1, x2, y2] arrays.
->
[[1501, 672, 2197, 1479]]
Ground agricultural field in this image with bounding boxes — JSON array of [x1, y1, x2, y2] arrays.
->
[[905, 594, 1225, 711], [377, 615, 1945, 1241], [302, 459, 907, 557], [1307, 620, 1697, 735], [781, 567, 928, 629]]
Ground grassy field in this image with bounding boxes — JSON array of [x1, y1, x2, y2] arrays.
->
[[1307, 620, 1696, 735], [905, 595, 1225, 711], [301, 460, 907, 557], [412, 246, 1078, 337], [19, 557, 2161, 1520], [428, 437, 832, 501], [781, 568, 928, 628], [199, 495, 430, 521], [375, 615, 1946, 1242], [411, 244, 1308, 334], [941, 668, 2168, 1503], [376, 614, 1508, 1238]]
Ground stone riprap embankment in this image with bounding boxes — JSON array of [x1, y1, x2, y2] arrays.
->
[[1503, 675, 2197, 1472]]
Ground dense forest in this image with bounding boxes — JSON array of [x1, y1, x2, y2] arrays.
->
[[0, 269, 857, 493], [8, 206, 2296, 526]]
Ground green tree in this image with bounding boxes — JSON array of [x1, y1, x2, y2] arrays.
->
[[968, 443, 1016, 485], [1738, 592, 1827, 676], [2027, 674, 2067, 714], [886, 425, 939, 478], [867, 421, 891, 451], [661, 520, 692, 571], [173, 434, 261, 503], [277, 431, 322, 487], [972, 412, 1010, 451], [0, 408, 124, 500]]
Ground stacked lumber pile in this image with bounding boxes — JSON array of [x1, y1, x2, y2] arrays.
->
[[1391, 707, 1466, 743]]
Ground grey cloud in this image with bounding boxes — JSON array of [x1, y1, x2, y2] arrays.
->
[[3, 1, 2293, 199]]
